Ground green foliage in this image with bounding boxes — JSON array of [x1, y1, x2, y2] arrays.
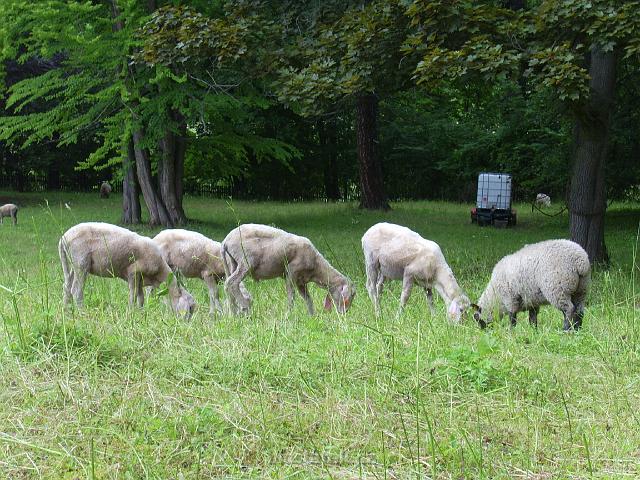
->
[[432, 335, 505, 392], [276, 0, 415, 115], [0, 0, 298, 186], [405, 0, 640, 103], [378, 86, 572, 200]]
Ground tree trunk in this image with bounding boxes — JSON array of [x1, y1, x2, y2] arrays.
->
[[158, 111, 187, 225], [356, 93, 389, 210], [320, 118, 341, 201], [132, 130, 173, 227], [122, 140, 142, 224], [568, 46, 616, 265]]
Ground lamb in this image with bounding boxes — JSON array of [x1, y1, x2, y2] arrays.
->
[[100, 181, 112, 198], [152, 228, 248, 314], [59, 222, 196, 317], [361, 222, 470, 321], [221, 224, 356, 315], [0, 203, 18, 226], [473, 239, 590, 330], [534, 193, 551, 208]]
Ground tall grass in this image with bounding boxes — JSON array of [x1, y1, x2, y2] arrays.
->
[[0, 191, 639, 478]]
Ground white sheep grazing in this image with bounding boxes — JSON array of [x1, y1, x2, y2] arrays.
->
[[152, 229, 248, 314], [59, 222, 196, 316], [0, 203, 18, 225], [100, 181, 112, 198], [221, 224, 356, 315], [473, 239, 590, 330], [361, 222, 470, 321], [535, 193, 551, 207]]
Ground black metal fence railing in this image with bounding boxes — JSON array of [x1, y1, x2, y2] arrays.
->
[[0, 173, 362, 202], [1, 172, 507, 203]]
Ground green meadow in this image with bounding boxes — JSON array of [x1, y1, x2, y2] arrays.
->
[[1, 192, 639, 479]]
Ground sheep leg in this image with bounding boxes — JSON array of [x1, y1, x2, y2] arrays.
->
[[62, 269, 74, 307], [297, 282, 315, 315], [12, 212, 17, 226], [400, 274, 414, 311], [528, 307, 539, 328], [509, 312, 518, 327], [285, 274, 296, 311], [573, 304, 584, 329], [372, 272, 384, 315], [71, 270, 87, 308], [239, 281, 251, 302], [365, 273, 375, 305], [204, 275, 222, 314], [555, 298, 576, 331], [127, 273, 138, 307], [572, 292, 587, 330], [424, 287, 435, 314], [224, 262, 251, 314], [136, 275, 145, 307], [365, 257, 380, 314]]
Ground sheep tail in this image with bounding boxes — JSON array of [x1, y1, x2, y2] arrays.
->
[[221, 242, 234, 279], [576, 253, 592, 296], [58, 237, 72, 295]]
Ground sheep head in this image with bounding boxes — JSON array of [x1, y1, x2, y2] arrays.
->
[[448, 295, 470, 323], [471, 303, 488, 329], [166, 273, 197, 319], [324, 281, 356, 314], [172, 287, 196, 319]]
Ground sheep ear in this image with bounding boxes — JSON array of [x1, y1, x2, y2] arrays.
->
[[471, 303, 481, 312], [324, 293, 333, 311], [340, 285, 350, 307], [447, 299, 460, 319]]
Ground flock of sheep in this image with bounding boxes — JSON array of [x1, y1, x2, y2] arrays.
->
[[53, 218, 591, 330]]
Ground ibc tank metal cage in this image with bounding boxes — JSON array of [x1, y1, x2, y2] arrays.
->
[[471, 172, 517, 227]]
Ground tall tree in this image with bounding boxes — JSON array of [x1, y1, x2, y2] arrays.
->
[[569, 47, 616, 264]]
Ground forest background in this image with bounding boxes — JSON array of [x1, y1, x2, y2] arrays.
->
[[0, 0, 638, 263]]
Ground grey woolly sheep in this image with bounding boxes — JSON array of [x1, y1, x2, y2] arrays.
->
[[0, 203, 18, 226], [221, 224, 355, 315], [534, 193, 551, 208], [59, 222, 196, 317], [100, 181, 112, 198], [362, 222, 470, 321], [473, 239, 590, 330]]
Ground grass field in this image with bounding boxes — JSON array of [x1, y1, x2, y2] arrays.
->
[[1, 191, 640, 479]]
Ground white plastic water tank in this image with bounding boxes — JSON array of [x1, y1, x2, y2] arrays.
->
[[476, 173, 512, 210]]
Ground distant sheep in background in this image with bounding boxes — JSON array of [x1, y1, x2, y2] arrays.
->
[[534, 193, 551, 208], [221, 224, 356, 315], [361, 222, 470, 321], [100, 181, 112, 198], [59, 222, 196, 317], [0, 203, 18, 225], [473, 239, 590, 330], [153, 229, 248, 315]]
